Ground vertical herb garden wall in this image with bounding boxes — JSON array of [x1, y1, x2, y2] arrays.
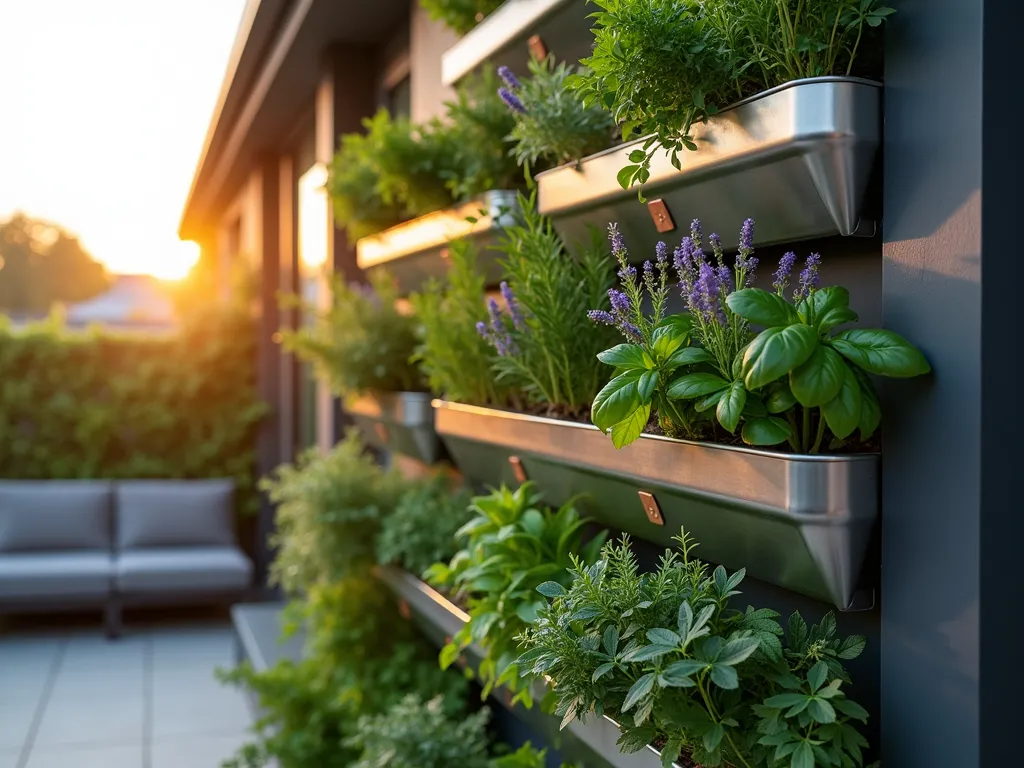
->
[[224, 1, 929, 766]]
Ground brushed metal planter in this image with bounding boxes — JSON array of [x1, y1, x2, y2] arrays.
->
[[442, 0, 592, 87], [355, 191, 518, 295], [344, 392, 445, 464], [376, 566, 677, 768], [434, 400, 878, 609], [537, 77, 881, 258]]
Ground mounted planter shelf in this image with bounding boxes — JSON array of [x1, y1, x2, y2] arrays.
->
[[376, 566, 678, 768], [433, 400, 878, 610], [537, 77, 881, 257], [442, 0, 592, 87], [355, 191, 518, 294], [344, 392, 444, 464]]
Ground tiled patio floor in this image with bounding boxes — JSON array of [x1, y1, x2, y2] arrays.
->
[[0, 620, 254, 768]]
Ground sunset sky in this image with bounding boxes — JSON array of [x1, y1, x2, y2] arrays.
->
[[0, 0, 248, 279]]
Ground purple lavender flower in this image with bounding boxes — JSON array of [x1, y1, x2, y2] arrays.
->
[[690, 219, 703, 245], [739, 218, 755, 254], [621, 321, 643, 342], [476, 321, 488, 338], [734, 219, 758, 286], [717, 264, 732, 291], [500, 281, 525, 331], [498, 87, 526, 114], [608, 289, 631, 316], [478, 298, 518, 356], [487, 297, 503, 328], [497, 66, 521, 91], [773, 252, 796, 296], [618, 264, 637, 282], [795, 253, 822, 300], [643, 260, 655, 290], [588, 310, 615, 326], [655, 241, 668, 268], [608, 223, 627, 260]]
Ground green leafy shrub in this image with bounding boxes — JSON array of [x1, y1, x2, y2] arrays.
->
[[281, 270, 423, 397], [263, 431, 410, 592], [419, 0, 503, 35], [410, 240, 513, 407], [588, 219, 930, 451], [443, 70, 523, 201], [499, 57, 616, 171], [377, 473, 473, 576], [327, 128, 406, 242], [518, 531, 872, 768], [573, 0, 895, 190], [426, 483, 607, 704], [0, 305, 265, 509], [477, 199, 616, 419]]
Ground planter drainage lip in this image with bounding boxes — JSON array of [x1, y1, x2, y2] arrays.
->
[[536, 76, 882, 254], [441, 0, 591, 87], [343, 391, 445, 464], [376, 566, 676, 768], [433, 400, 879, 608], [355, 190, 518, 294]]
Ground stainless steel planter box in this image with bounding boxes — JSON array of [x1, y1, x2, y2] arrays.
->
[[355, 191, 518, 295], [344, 392, 444, 464], [376, 566, 677, 768], [537, 78, 881, 258], [442, 0, 592, 87], [434, 400, 878, 609]]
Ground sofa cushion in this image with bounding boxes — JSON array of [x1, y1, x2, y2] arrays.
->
[[116, 547, 252, 594], [0, 481, 113, 553], [0, 552, 114, 600], [115, 480, 235, 550]]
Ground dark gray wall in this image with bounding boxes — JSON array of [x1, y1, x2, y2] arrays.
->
[[881, 1, 982, 765]]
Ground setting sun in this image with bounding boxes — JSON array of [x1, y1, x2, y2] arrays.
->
[[151, 239, 201, 281]]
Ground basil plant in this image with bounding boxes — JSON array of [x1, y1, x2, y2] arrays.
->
[[589, 219, 931, 453]]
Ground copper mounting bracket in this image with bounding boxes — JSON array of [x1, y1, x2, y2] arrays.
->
[[527, 35, 548, 61], [374, 423, 390, 443], [648, 199, 676, 233], [508, 455, 528, 484], [638, 491, 665, 526]]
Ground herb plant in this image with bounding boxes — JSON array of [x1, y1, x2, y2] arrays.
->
[[590, 219, 930, 452], [410, 240, 513, 407], [573, 0, 895, 191], [425, 483, 607, 704], [518, 531, 872, 768], [281, 270, 423, 397], [419, 0, 503, 35], [499, 58, 616, 173], [377, 474, 473, 577], [327, 128, 405, 241], [477, 199, 616, 419]]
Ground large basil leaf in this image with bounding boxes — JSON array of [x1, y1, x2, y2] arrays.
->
[[696, 390, 725, 412], [799, 286, 856, 332], [789, 345, 847, 407], [741, 325, 819, 390], [597, 344, 650, 370], [726, 288, 799, 327], [820, 363, 863, 440], [666, 346, 713, 372], [766, 380, 797, 414], [638, 371, 658, 402], [741, 417, 791, 446], [656, 313, 693, 338], [592, 370, 643, 431], [853, 368, 882, 440], [652, 324, 687, 361], [666, 373, 731, 400], [716, 380, 747, 434], [829, 329, 931, 377], [611, 402, 651, 449]]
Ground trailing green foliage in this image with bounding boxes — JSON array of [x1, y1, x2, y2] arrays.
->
[[329, 79, 520, 240], [425, 483, 606, 704], [518, 531, 872, 768], [478, 199, 616, 418], [262, 432, 410, 592], [572, 0, 895, 191], [419, 0, 503, 35], [590, 220, 930, 452], [377, 473, 474, 577], [280, 270, 423, 397], [501, 56, 616, 172], [410, 240, 513, 407], [0, 305, 265, 509]]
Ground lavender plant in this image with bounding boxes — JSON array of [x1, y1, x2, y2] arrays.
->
[[476, 199, 616, 419], [517, 531, 873, 768], [498, 57, 616, 174]]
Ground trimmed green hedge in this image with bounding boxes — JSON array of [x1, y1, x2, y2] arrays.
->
[[0, 304, 266, 510]]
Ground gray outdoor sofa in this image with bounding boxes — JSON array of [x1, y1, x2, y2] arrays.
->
[[0, 479, 253, 636]]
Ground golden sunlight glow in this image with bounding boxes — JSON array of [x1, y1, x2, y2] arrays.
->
[[298, 163, 330, 270], [150, 240, 201, 280]]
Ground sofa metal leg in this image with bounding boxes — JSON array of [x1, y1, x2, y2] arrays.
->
[[105, 598, 122, 639]]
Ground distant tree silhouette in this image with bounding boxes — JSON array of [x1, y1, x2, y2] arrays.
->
[[0, 213, 109, 313]]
